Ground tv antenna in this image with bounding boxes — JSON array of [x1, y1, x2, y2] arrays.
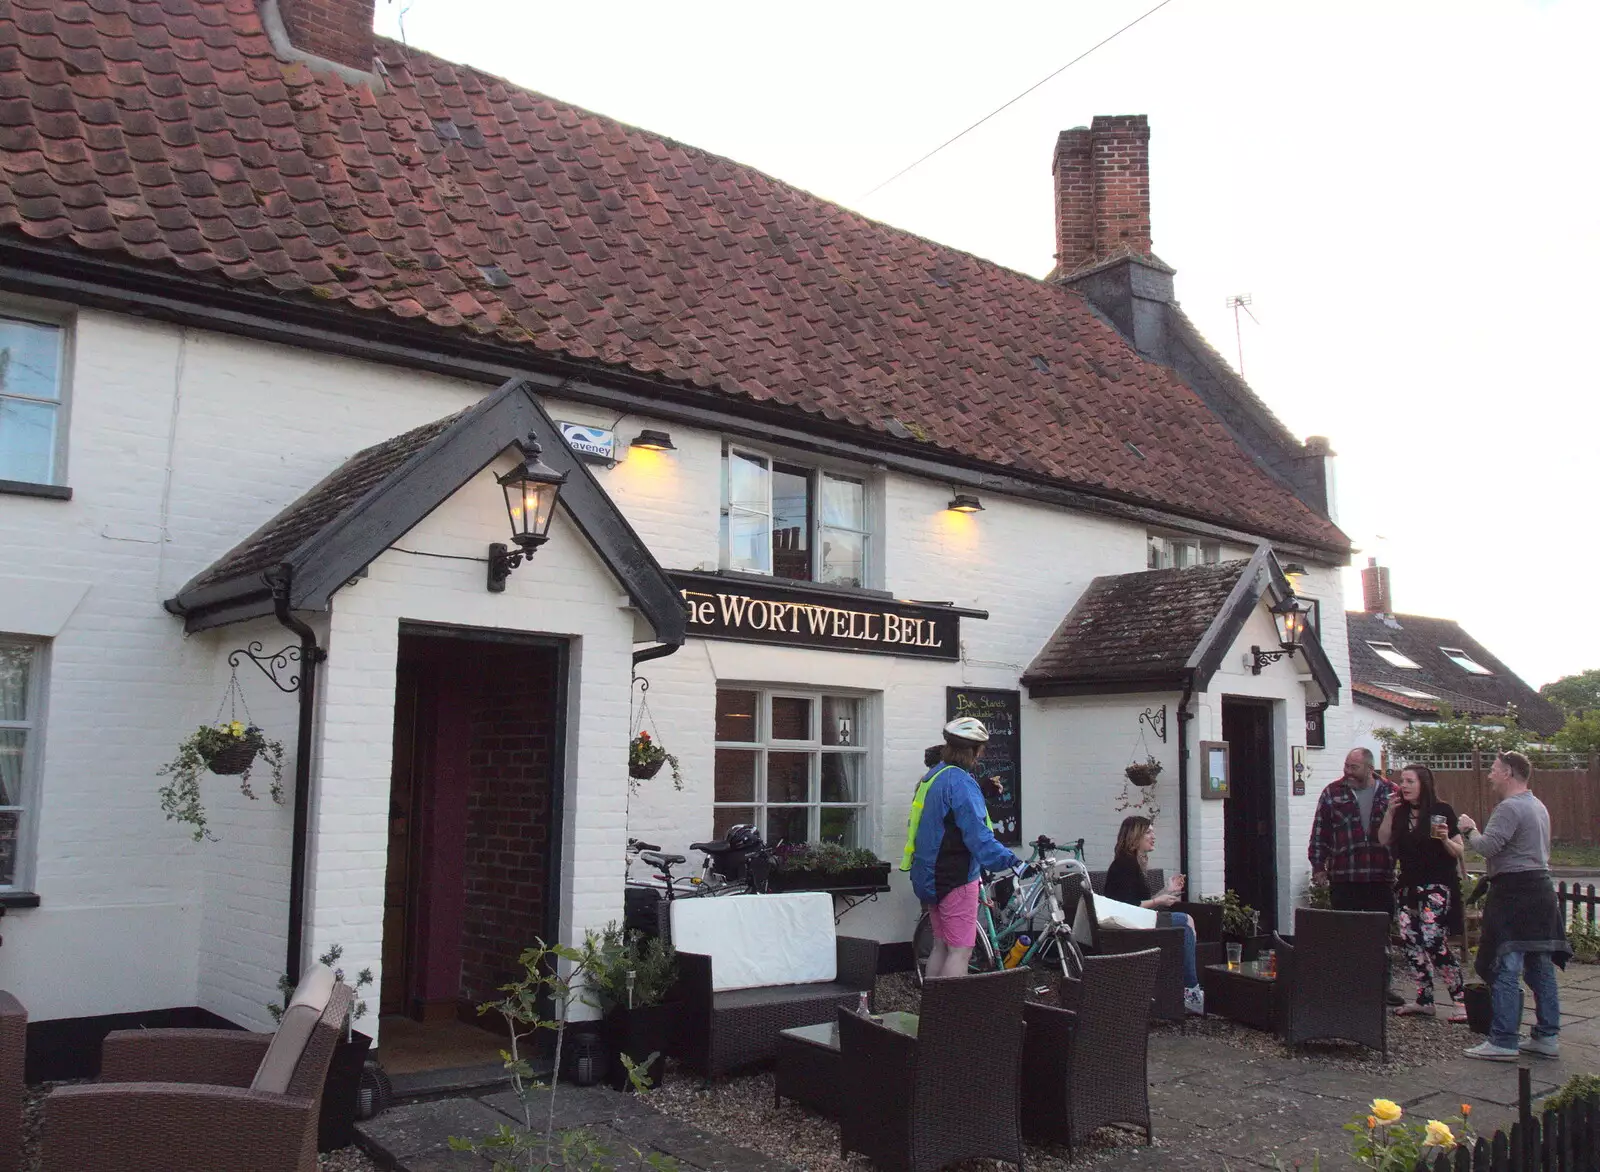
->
[[1225, 294, 1257, 376]]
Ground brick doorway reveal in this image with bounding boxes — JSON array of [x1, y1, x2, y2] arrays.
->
[[380, 628, 565, 1043]]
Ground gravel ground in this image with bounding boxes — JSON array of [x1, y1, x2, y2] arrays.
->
[[19, 1083, 382, 1171]]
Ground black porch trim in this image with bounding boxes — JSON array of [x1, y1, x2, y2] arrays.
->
[[0, 238, 1348, 564], [164, 379, 688, 646]]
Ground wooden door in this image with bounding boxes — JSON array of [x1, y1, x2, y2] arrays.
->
[[380, 661, 423, 1016], [1222, 698, 1278, 932]]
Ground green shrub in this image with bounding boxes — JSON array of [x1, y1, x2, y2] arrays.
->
[[1567, 914, 1600, 964], [581, 922, 678, 1010], [1203, 889, 1262, 937], [1545, 1073, 1600, 1113], [773, 841, 884, 873]]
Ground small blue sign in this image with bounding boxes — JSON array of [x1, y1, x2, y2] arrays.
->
[[557, 421, 616, 463]]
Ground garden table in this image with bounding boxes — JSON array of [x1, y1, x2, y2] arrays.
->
[[774, 1010, 919, 1118], [1200, 960, 1276, 1031]]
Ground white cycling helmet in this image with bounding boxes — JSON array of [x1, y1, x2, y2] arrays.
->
[[943, 716, 990, 743]]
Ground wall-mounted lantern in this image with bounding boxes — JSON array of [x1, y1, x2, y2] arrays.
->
[[1249, 594, 1315, 674], [947, 492, 984, 513], [630, 429, 676, 452], [488, 440, 568, 593]]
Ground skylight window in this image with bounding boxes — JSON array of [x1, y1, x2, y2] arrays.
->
[[1379, 682, 1439, 701], [1441, 647, 1494, 675], [1366, 641, 1421, 670]]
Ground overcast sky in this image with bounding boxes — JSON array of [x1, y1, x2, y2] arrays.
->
[[374, 0, 1597, 690]]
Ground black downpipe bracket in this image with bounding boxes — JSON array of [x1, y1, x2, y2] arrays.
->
[[264, 564, 326, 984], [1175, 673, 1196, 884]]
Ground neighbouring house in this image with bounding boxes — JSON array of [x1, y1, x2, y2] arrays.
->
[[0, 0, 1352, 1070], [1349, 559, 1564, 765]]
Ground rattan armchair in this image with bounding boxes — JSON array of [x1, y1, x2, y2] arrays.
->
[[1022, 948, 1160, 1153], [1067, 879, 1188, 1022], [1273, 908, 1389, 1060], [838, 967, 1028, 1172], [40, 969, 354, 1172], [0, 991, 24, 1172]]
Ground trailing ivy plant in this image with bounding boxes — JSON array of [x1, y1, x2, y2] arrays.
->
[[156, 721, 286, 842]]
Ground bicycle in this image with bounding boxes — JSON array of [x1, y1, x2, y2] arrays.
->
[[912, 835, 1087, 985]]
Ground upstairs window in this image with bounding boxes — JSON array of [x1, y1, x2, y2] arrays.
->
[[1147, 535, 1220, 570], [721, 447, 870, 587], [1367, 641, 1422, 670], [0, 638, 42, 888], [1441, 647, 1494, 675], [0, 314, 65, 485]]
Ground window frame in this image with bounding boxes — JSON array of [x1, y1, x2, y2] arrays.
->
[[1146, 533, 1221, 570], [1366, 641, 1422, 670], [719, 443, 875, 588], [712, 685, 875, 848], [0, 636, 46, 893], [0, 306, 71, 489], [1440, 647, 1494, 675]]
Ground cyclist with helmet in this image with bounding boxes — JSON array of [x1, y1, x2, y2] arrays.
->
[[910, 716, 1026, 979]]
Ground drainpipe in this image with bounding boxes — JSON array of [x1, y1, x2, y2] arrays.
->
[[264, 564, 326, 983], [1175, 672, 1196, 884]]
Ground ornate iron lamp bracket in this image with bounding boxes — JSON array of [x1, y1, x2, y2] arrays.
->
[[227, 641, 324, 694], [1138, 705, 1168, 744], [1249, 645, 1295, 675]]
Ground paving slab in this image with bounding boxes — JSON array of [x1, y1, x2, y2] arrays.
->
[[358, 1098, 510, 1165], [481, 1083, 656, 1130]]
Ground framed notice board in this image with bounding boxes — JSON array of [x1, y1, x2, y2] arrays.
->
[[946, 687, 1022, 844], [1199, 740, 1231, 800]]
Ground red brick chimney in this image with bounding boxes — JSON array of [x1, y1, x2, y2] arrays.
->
[[276, 0, 376, 72], [1361, 557, 1393, 615], [1053, 115, 1152, 274]]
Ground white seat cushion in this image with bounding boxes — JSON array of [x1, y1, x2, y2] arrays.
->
[[670, 893, 837, 992], [251, 963, 337, 1095]]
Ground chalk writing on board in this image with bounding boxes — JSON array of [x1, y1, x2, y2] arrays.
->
[[946, 687, 1022, 845]]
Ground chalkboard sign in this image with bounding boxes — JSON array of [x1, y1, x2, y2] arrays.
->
[[946, 687, 1022, 845]]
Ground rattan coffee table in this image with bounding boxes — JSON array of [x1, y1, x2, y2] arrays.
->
[[1201, 961, 1276, 1031], [775, 1011, 919, 1118]]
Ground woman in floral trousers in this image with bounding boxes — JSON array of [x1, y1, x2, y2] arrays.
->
[[1379, 763, 1468, 1019]]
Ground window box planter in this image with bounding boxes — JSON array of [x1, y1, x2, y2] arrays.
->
[[766, 862, 892, 894]]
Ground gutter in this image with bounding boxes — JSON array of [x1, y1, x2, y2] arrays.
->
[[262, 564, 326, 983]]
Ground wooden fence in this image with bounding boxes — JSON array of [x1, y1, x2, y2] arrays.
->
[[1396, 754, 1600, 844], [1416, 1069, 1599, 1170], [1558, 882, 1600, 926]]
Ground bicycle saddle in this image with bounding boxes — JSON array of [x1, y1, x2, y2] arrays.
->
[[689, 840, 732, 854], [640, 851, 686, 867]]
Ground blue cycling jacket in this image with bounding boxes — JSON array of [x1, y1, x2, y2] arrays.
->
[[909, 764, 1021, 904]]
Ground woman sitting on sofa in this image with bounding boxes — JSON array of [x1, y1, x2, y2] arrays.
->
[[1104, 815, 1203, 1015]]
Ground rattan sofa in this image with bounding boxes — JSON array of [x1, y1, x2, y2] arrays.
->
[[1273, 908, 1389, 1060], [39, 967, 354, 1172], [670, 894, 879, 1076], [838, 968, 1028, 1172], [1022, 948, 1161, 1153], [0, 991, 24, 1172]]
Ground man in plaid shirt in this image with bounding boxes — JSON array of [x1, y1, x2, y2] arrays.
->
[[1309, 746, 1402, 1002]]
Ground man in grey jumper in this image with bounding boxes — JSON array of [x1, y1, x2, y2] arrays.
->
[[1456, 751, 1570, 1061]]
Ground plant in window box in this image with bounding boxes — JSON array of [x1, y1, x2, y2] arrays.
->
[[1202, 889, 1270, 957], [765, 842, 892, 894], [156, 720, 286, 842], [627, 731, 683, 790], [581, 922, 679, 1091]]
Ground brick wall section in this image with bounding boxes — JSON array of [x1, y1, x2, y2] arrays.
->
[[277, 0, 375, 71], [459, 646, 558, 1006], [1054, 114, 1153, 272]]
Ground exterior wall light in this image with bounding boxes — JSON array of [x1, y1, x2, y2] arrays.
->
[[1250, 594, 1315, 674], [947, 493, 984, 513], [488, 439, 568, 592], [630, 429, 676, 451]]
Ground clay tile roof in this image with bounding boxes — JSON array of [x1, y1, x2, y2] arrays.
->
[[187, 409, 463, 590], [0, 0, 1347, 552], [1346, 612, 1565, 735], [1023, 561, 1251, 689]]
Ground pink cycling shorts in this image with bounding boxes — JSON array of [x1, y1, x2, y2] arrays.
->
[[929, 879, 982, 948]]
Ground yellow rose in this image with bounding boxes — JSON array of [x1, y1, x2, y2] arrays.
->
[[1425, 1120, 1456, 1148], [1370, 1099, 1402, 1124]]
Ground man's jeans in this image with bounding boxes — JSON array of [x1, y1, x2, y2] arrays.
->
[[1171, 912, 1199, 987], [1490, 948, 1561, 1050]]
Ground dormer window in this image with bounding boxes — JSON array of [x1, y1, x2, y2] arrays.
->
[[721, 446, 871, 587], [1367, 641, 1421, 670], [1441, 647, 1494, 675], [1148, 534, 1220, 570]]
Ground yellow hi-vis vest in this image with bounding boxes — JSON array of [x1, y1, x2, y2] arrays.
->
[[899, 764, 994, 871]]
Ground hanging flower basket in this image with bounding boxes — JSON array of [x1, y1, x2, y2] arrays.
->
[[628, 731, 682, 789], [202, 725, 265, 776], [158, 720, 286, 842], [1124, 757, 1163, 787]]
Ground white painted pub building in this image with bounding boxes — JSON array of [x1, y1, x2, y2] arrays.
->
[[0, 0, 1354, 1055]]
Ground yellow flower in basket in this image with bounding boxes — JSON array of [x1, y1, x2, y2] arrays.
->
[[1425, 1120, 1456, 1148], [1370, 1099, 1402, 1124], [227, 720, 246, 738]]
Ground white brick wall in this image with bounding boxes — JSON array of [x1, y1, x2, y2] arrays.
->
[[0, 304, 1354, 1022]]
